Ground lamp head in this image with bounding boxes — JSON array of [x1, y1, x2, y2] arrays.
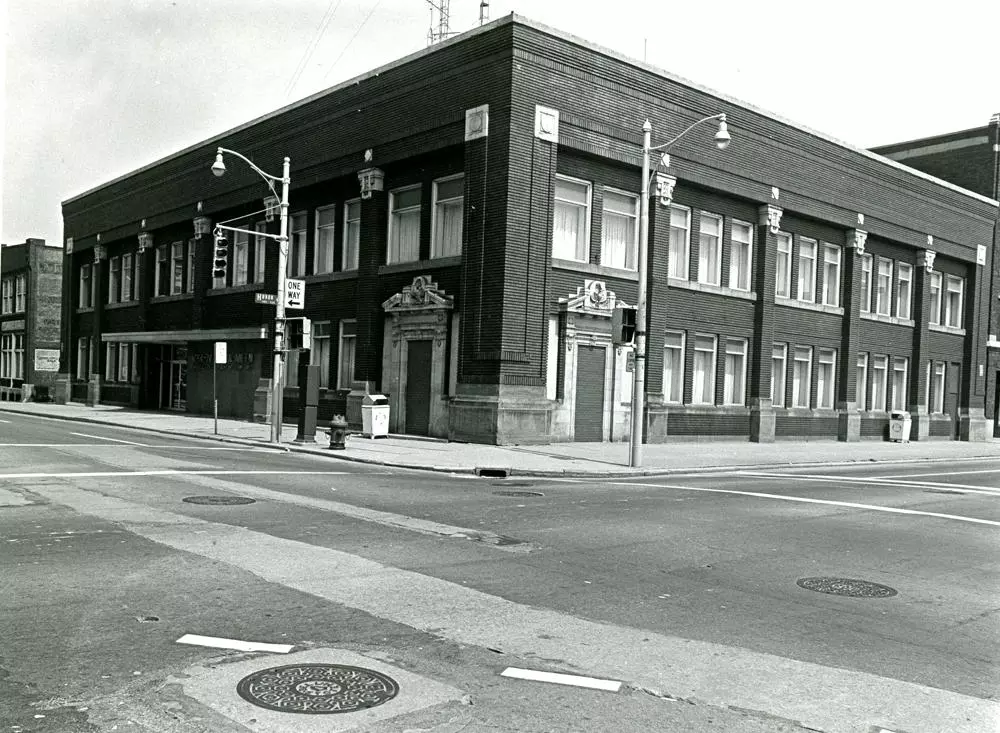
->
[[714, 116, 731, 150], [211, 150, 226, 177]]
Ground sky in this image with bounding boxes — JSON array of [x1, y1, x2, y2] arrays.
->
[[2, 0, 998, 249]]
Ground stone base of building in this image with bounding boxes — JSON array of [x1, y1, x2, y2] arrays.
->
[[750, 400, 775, 443], [54, 374, 72, 405], [960, 408, 990, 442], [346, 382, 378, 431], [86, 375, 102, 407], [911, 411, 932, 441], [252, 379, 273, 423], [837, 408, 860, 442], [448, 384, 552, 445]]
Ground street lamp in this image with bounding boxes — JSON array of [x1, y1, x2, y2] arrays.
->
[[630, 113, 730, 468], [210, 147, 291, 444]]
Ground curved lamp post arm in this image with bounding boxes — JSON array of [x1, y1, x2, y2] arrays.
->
[[213, 147, 285, 201], [651, 113, 728, 153]]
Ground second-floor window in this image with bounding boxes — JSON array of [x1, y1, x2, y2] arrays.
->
[[288, 212, 307, 277], [775, 233, 792, 298], [80, 264, 93, 307], [108, 257, 121, 303], [155, 245, 169, 296], [600, 189, 638, 270], [669, 206, 691, 280], [729, 221, 753, 291], [896, 263, 912, 319], [875, 257, 892, 316], [171, 241, 185, 294], [233, 231, 249, 286], [698, 212, 722, 286], [388, 186, 422, 264], [315, 205, 337, 274], [343, 199, 360, 271], [859, 253, 873, 313], [797, 239, 817, 302], [122, 253, 134, 302], [943, 275, 964, 328], [821, 244, 841, 307], [1, 278, 12, 313], [432, 175, 464, 259], [14, 274, 26, 312], [929, 271, 942, 325], [252, 222, 267, 283], [552, 176, 590, 263]]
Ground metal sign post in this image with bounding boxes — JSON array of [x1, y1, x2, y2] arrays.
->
[[213, 341, 227, 434]]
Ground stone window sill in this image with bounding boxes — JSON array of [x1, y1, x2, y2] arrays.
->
[[929, 323, 966, 336], [378, 255, 462, 275], [776, 296, 844, 316], [306, 271, 359, 284], [151, 293, 194, 303], [106, 301, 138, 310], [862, 312, 915, 327], [671, 279, 756, 301], [206, 283, 263, 297], [552, 258, 640, 281], [75, 307, 95, 314]]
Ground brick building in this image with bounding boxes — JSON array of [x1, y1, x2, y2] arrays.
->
[[872, 115, 1000, 435], [1, 239, 63, 401], [57, 15, 998, 443]]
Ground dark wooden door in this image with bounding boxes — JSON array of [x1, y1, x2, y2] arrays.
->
[[405, 340, 432, 435], [574, 345, 605, 442]]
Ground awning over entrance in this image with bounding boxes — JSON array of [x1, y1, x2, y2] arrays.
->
[[101, 326, 268, 344]]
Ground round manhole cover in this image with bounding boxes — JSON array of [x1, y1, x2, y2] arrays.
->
[[493, 490, 544, 497], [236, 664, 399, 714], [183, 496, 256, 505], [796, 577, 897, 598]]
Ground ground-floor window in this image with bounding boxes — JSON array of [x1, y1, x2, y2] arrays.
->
[[927, 361, 946, 414], [856, 354, 868, 411], [338, 320, 357, 390], [691, 334, 717, 405], [871, 355, 888, 411], [723, 338, 747, 405], [792, 346, 812, 408], [816, 348, 837, 409], [663, 331, 685, 404], [1, 334, 24, 380], [76, 337, 91, 380], [313, 321, 331, 389], [771, 344, 787, 407], [892, 357, 908, 411]]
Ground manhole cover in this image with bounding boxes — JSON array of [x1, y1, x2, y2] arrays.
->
[[182, 496, 256, 505], [493, 491, 544, 497], [796, 577, 897, 598], [236, 663, 399, 714]]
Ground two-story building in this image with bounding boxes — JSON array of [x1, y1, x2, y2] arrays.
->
[[57, 14, 999, 444], [1, 238, 63, 401]]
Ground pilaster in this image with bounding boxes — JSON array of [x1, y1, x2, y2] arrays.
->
[[643, 173, 676, 443], [909, 248, 935, 439], [88, 243, 106, 405], [192, 216, 212, 329], [961, 239, 991, 440], [837, 226, 866, 441], [749, 202, 781, 442], [55, 237, 75, 403]]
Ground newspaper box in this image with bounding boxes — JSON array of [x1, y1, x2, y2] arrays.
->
[[889, 410, 912, 443], [362, 394, 390, 438]]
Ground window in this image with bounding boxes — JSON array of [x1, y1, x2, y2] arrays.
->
[[313, 321, 331, 389], [896, 263, 912, 319], [79, 263, 93, 307], [253, 222, 267, 283], [723, 338, 747, 405], [928, 361, 946, 414], [601, 189, 638, 270], [928, 271, 942, 325], [871, 355, 888, 411], [698, 213, 722, 286], [14, 335, 23, 379], [432, 176, 464, 259], [187, 239, 196, 293], [171, 241, 185, 294], [288, 212, 308, 277], [314, 204, 337, 274], [552, 176, 590, 262], [668, 206, 691, 280], [797, 238, 817, 302], [1, 278, 11, 313], [875, 257, 892, 316], [15, 274, 26, 312], [122, 253, 134, 302], [771, 344, 787, 407], [663, 331, 685, 404], [107, 257, 121, 303], [0, 335, 11, 379], [337, 320, 357, 390], [343, 199, 361, 271], [729, 221, 753, 291], [130, 344, 140, 383], [821, 244, 841, 307], [792, 346, 812, 408], [944, 275, 964, 328], [691, 334, 717, 405], [892, 357, 908, 410], [118, 343, 131, 383], [155, 245, 170, 295], [105, 343, 117, 382], [233, 231, 249, 286], [816, 348, 836, 409], [856, 354, 868, 411], [859, 253, 873, 313], [388, 186, 422, 264], [775, 233, 792, 298], [76, 337, 91, 380]]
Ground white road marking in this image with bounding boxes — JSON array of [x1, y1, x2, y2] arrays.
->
[[614, 481, 1000, 527], [501, 667, 621, 692], [175, 634, 292, 654], [0, 470, 351, 479], [0, 419, 11, 423], [737, 471, 1000, 496], [69, 432, 147, 446], [0, 444, 271, 450], [881, 467, 1000, 480]]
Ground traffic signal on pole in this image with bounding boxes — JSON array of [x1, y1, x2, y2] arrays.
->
[[212, 229, 228, 279], [612, 306, 637, 345], [286, 318, 312, 350]]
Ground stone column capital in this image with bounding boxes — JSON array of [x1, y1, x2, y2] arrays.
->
[[93, 245, 106, 262], [758, 204, 783, 234], [846, 229, 868, 255], [138, 232, 154, 251], [918, 249, 936, 272], [193, 216, 213, 236]]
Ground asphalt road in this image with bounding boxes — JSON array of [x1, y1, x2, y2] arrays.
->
[[1, 412, 997, 733]]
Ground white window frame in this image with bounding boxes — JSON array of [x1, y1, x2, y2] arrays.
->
[[792, 345, 813, 408], [287, 211, 308, 277], [871, 355, 889, 411], [122, 253, 134, 302], [698, 212, 723, 287], [663, 330, 685, 404], [723, 337, 747, 405], [691, 334, 717, 405], [313, 321, 331, 389], [118, 343, 130, 383], [856, 353, 868, 411], [76, 337, 90, 380], [252, 222, 267, 283], [431, 174, 465, 259], [929, 361, 946, 414], [944, 275, 964, 328], [108, 256, 121, 304], [928, 271, 942, 325], [15, 274, 26, 312], [79, 264, 93, 308], [797, 238, 817, 303], [821, 243, 841, 307], [552, 175, 591, 263], [729, 220, 753, 291], [314, 204, 337, 274], [187, 239, 196, 293], [0, 334, 10, 378], [816, 348, 837, 409], [859, 253, 873, 313], [342, 198, 361, 271], [771, 343, 787, 407], [896, 262, 913, 319], [599, 187, 639, 271], [668, 205, 691, 281], [170, 241, 185, 295], [875, 257, 893, 316], [337, 320, 357, 390], [156, 244, 171, 295], [892, 357, 909, 411], [388, 185, 423, 265], [1, 278, 11, 314], [105, 343, 117, 382], [775, 232, 792, 298], [232, 231, 249, 286]]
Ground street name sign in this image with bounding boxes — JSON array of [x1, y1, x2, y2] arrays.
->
[[214, 341, 227, 364], [255, 292, 277, 305]]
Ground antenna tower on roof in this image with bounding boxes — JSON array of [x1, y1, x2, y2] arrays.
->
[[426, 0, 455, 45]]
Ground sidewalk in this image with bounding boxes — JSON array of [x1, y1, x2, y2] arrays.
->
[[1, 400, 997, 477]]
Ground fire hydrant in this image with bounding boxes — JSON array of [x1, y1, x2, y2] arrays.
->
[[328, 414, 348, 450]]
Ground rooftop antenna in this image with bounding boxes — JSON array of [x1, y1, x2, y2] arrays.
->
[[479, 0, 490, 25], [426, 0, 454, 45]]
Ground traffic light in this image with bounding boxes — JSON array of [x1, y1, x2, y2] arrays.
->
[[611, 306, 636, 345], [286, 318, 312, 350], [212, 229, 228, 279]]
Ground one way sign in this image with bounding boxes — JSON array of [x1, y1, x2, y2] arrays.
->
[[285, 279, 305, 310]]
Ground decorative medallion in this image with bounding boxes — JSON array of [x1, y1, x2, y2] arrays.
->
[[236, 663, 399, 714], [534, 105, 559, 143], [93, 244, 107, 262], [382, 276, 453, 311], [796, 577, 897, 598], [182, 496, 256, 505], [465, 104, 489, 141]]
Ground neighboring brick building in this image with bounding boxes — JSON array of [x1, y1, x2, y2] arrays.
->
[[1, 238, 63, 401], [872, 115, 1000, 435], [58, 15, 998, 443]]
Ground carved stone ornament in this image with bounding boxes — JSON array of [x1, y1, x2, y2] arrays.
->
[[857, 213, 865, 226], [558, 280, 630, 315], [918, 249, 936, 272], [382, 275, 454, 312], [758, 204, 783, 234], [193, 216, 213, 236], [534, 105, 560, 143], [465, 104, 489, 141], [93, 244, 107, 262], [65, 237, 74, 254], [655, 173, 677, 207], [847, 229, 868, 254], [138, 232, 154, 251], [771, 187, 780, 200], [263, 196, 279, 223], [358, 167, 385, 200]]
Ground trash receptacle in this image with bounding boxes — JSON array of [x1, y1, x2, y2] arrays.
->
[[889, 410, 912, 443], [361, 394, 390, 438]]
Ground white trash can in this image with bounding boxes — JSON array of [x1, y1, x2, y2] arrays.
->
[[361, 394, 390, 438], [889, 410, 912, 443]]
